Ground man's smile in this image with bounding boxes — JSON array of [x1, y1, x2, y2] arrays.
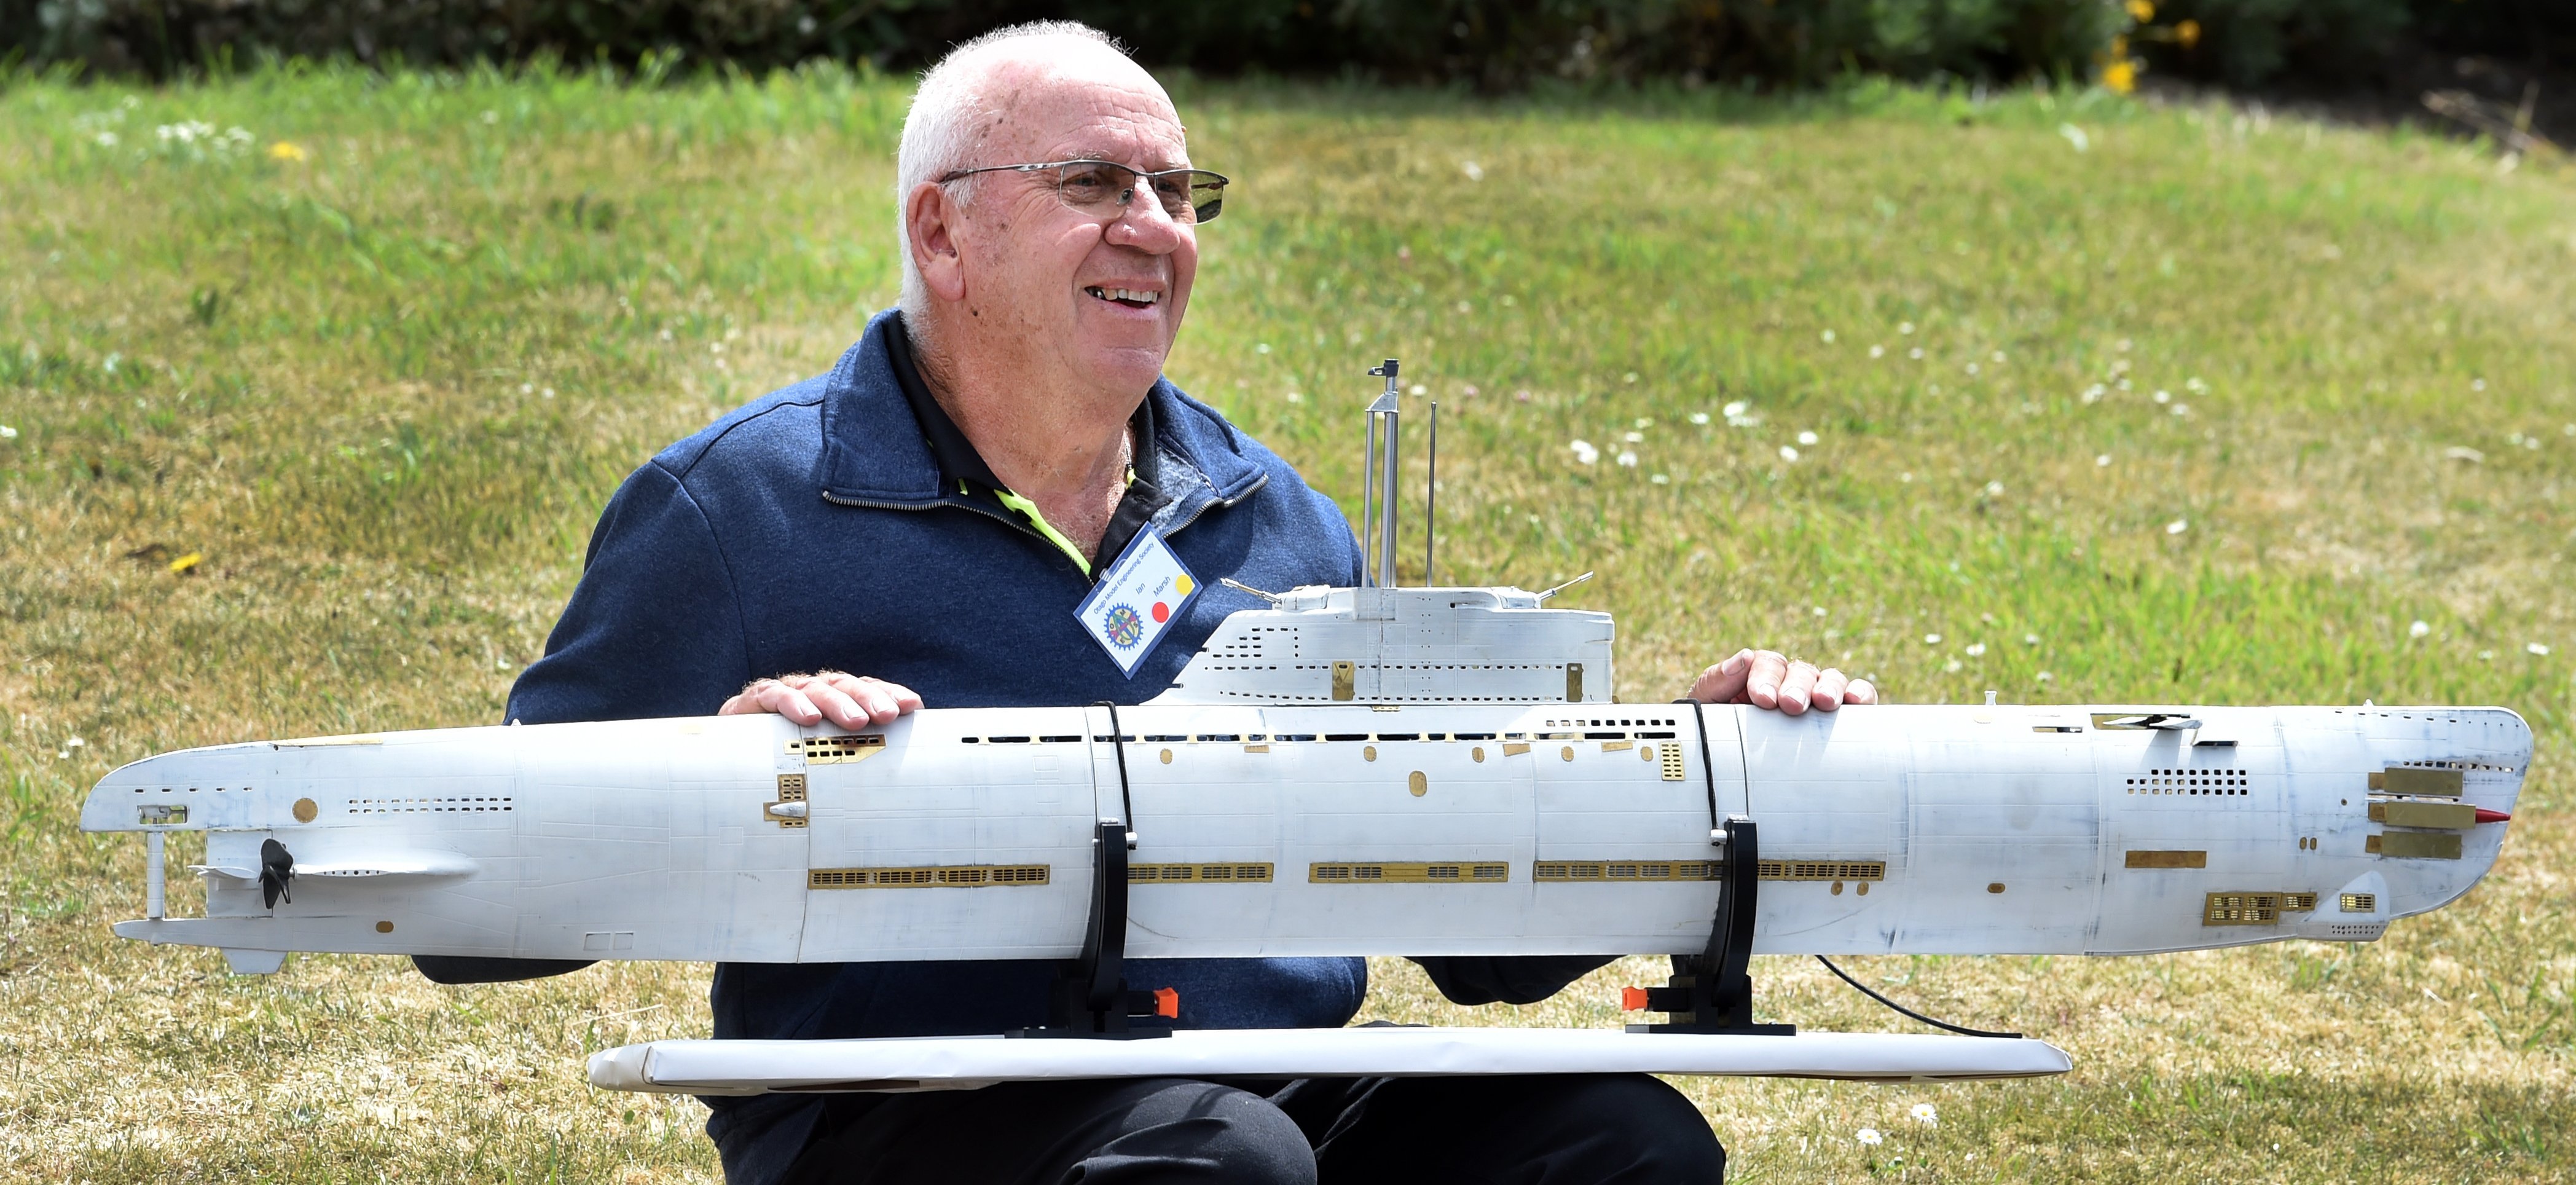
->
[[1084, 285, 1161, 308]]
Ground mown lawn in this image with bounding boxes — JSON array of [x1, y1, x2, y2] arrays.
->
[[4, 65, 2574, 1181]]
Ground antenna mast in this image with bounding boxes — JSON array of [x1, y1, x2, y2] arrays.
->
[[1359, 398, 1377, 586], [1363, 359, 1401, 588], [1424, 399, 1439, 585]]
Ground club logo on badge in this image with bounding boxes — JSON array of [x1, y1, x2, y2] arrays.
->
[[1102, 604, 1146, 648]]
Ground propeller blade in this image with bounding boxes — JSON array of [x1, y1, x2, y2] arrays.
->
[[259, 838, 295, 909]]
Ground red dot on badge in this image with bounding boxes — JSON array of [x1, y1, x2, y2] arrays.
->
[[1152, 602, 1171, 623]]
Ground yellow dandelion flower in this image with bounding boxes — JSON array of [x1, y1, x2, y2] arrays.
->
[[267, 141, 308, 162], [2177, 19, 2201, 49], [2103, 59, 2138, 95], [2124, 0, 2154, 22], [170, 552, 203, 575]]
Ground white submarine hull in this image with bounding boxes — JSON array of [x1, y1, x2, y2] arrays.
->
[[82, 700, 2526, 969]]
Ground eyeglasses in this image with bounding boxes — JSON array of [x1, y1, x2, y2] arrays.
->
[[938, 159, 1228, 224]]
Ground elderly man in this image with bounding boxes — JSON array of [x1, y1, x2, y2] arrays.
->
[[473, 21, 1872, 1184]]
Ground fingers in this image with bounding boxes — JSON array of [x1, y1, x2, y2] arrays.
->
[[765, 680, 827, 725], [1688, 650, 1756, 704], [714, 672, 928, 728], [801, 678, 870, 729], [717, 683, 782, 718], [1695, 650, 1793, 709], [811, 672, 926, 725], [1742, 651, 1791, 710], [1773, 659, 1821, 715], [1694, 650, 1880, 714], [1792, 669, 1878, 712], [874, 678, 927, 715], [1809, 667, 1850, 712]]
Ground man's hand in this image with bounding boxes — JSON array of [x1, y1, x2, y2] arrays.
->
[[718, 671, 924, 728], [1689, 649, 1877, 715]]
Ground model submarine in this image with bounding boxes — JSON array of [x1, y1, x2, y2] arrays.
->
[[76, 361, 2526, 1090], [79, 579, 2526, 976]]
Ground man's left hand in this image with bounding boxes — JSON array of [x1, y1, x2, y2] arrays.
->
[[1690, 649, 1877, 715]]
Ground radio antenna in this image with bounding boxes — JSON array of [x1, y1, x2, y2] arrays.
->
[[1424, 399, 1439, 585], [1219, 577, 1283, 604], [1364, 359, 1402, 588], [1534, 572, 1593, 602], [1359, 392, 1379, 587]]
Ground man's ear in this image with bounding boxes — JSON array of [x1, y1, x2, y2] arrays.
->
[[906, 182, 968, 303]]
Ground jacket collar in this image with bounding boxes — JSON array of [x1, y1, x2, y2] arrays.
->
[[814, 309, 1266, 521]]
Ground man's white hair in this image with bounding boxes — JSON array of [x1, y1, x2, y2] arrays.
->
[[895, 21, 1131, 327]]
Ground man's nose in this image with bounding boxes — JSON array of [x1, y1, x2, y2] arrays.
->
[[1104, 187, 1188, 252]]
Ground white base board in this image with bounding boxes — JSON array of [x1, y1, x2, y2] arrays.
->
[[589, 1027, 2074, 1095]]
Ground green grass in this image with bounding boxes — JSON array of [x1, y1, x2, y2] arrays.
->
[[5, 63, 2575, 1180]]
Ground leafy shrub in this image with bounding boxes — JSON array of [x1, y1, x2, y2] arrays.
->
[[2126, 0, 2411, 87], [0, 0, 933, 78], [2124, 0, 2576, 89], [2404, 0, 2576, 65], [4, 0, 2564, 92], [3, 0, 2133, 87], [1092, 0, 2130, 91]]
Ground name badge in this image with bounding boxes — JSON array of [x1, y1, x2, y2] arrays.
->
[[1075, 526, 1201, 677]]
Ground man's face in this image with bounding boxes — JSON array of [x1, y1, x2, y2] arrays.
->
[[951, 57, 1198, 400]]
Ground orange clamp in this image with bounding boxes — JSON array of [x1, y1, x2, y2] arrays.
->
[[1152, 986, 1180, 1018], [1620, 986, 1649, 1012]]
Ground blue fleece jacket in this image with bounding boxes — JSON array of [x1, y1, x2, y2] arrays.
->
[[503, 311, 1370, 1182]]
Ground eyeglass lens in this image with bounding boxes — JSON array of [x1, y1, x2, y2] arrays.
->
[[1054, 162, 1225, 223]]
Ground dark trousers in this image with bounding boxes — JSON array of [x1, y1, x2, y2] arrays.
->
[[779, 1073, 1723, 1184]]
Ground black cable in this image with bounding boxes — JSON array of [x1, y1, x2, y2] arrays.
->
[[1815, 955, 2020, 1039], [1679, 699, 1722, 838], [1098, 701, 1136, 832]]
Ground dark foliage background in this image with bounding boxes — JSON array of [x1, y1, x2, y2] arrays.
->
[[5, 0, 2123, 87], [1, 0, 2569, 93], [2134, 0, 2573, 89]]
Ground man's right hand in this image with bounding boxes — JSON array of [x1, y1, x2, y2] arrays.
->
[[718, 671, 923, 728]]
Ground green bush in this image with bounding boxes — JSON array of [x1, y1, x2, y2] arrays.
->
[[2129, 0, 2410, 87], [1096, 0, 2130, 90], [3, 0, 2132, 87], [0, 0, 936, 78], [2408, 0, 2576, 61], [2, 0, 2564, 90], [2125, 0, 2576, 89]]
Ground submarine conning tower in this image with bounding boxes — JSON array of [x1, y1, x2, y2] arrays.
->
[[1151, 356, 1614, 707], [1148, 585, 1615, 706]]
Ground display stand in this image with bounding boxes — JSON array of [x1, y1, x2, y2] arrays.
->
[[1626, 814, 1795, 1036], [1009, 707, 1174, 1039]]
